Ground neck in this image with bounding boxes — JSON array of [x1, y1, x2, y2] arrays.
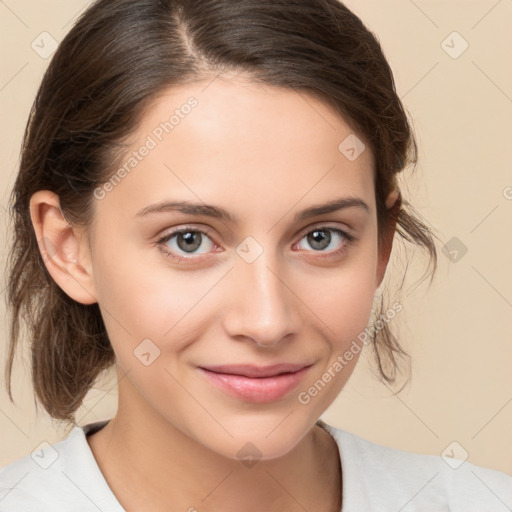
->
[[86, 381, 342, 512]]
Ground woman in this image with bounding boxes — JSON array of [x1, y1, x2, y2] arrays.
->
[[1, 0, 511, 510]]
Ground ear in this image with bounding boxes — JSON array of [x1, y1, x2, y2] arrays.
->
[[29, 190, 97, 305], [375, 188, 401, 289]]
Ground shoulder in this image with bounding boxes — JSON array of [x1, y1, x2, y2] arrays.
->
[[0, 420, 123, 512], [318, 420, 512, 511], [0, 431, 77, 511]]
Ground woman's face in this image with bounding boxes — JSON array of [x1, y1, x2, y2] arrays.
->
[[84, 76, 393, 460]]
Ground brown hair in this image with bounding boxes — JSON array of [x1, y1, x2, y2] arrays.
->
[[5, 0, 439, 425]]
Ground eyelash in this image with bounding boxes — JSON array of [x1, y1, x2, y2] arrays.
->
[[156, 225, 356, 264]]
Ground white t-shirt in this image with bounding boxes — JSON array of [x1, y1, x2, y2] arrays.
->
[[1, 418, 511, 511]]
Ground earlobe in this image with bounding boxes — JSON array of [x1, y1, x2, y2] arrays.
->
[[29, 190, 97, 305]]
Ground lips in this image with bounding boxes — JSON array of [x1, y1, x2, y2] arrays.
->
[[198, 363, 312, 403], [201, 363, 309, 378]]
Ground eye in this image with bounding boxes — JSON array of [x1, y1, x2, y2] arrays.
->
[[156, 227, 218, 263], [156, 224, 355, 264], [294, 226, 355, 258]]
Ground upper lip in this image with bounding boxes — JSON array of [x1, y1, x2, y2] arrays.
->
[[200, 363, 311, 378]]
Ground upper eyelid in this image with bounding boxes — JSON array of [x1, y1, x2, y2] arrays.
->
[[158, 225, 215, 239], [161, 222, 352, 240], [296, 222, 352, 237]]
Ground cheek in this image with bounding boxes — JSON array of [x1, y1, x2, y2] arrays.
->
[[91, 235, 224, 360], [298, 272, 375, 398], [319, 273, 376, 343], [299, 246, 379, 345], [293, 265, 378, 411]]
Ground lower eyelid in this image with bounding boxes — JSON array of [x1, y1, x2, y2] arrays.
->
[[157, 226, 353, 262]]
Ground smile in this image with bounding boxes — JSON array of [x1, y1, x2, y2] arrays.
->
[[198, 364, 312, 403]]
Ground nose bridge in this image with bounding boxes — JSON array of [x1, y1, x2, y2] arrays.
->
[[222, 247, 300, 346]]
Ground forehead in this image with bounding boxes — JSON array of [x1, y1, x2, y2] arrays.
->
[[98, 76, 375, 223]]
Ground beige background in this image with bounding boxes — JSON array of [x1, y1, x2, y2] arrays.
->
[[1, 0, 511, 476]]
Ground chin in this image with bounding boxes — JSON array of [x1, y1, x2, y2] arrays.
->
[[190, 412, 316, 463]]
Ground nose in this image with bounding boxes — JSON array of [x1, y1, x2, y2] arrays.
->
[[221, 252, 302, 348]]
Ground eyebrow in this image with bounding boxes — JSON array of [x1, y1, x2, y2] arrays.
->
[[135, 196, 370, 223]]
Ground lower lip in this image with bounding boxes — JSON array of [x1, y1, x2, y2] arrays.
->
[[199, 366, 311, 403]]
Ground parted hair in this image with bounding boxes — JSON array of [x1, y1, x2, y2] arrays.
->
[[5, 0, 438, 424]]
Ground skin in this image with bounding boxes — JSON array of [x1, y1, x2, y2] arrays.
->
[[30, 74, 399, 512]]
